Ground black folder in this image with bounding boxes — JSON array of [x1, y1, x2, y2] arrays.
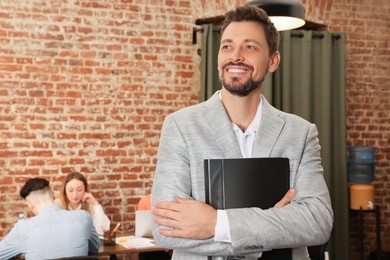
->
[[204, 157, 292, 260]]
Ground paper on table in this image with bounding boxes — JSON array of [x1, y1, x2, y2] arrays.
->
[[116, 235, 155, 249]]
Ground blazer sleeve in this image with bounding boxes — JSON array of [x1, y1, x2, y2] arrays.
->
[[152, 114, 234, 256]]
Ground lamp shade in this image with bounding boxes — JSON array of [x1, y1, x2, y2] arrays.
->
[[247, 0, 305, 31]]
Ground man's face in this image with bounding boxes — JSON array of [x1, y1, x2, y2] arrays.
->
[[218, 21, 279, 96]]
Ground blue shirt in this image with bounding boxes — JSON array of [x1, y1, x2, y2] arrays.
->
[[0, 205, 100, 260]]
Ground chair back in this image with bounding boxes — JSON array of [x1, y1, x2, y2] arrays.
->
[[308, 243, 327, 260], [49, 256, 99, 260]]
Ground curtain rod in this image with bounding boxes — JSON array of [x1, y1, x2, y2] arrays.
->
[[195, 15, 225, 26], [192, 15, 225, 44], [291, 31, 341, 39]]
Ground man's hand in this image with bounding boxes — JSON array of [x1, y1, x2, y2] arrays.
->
[[274, 188, 295, 208], [153, 197, 217, 240]]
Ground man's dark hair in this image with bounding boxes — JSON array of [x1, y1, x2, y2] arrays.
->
[[220, 5, 279, 56], [20, 178, 50, 199]]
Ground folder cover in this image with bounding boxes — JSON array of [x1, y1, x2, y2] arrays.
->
[[204, 157, 291, 260]]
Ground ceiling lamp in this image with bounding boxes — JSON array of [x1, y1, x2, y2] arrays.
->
[[247, 0, 306, 31]]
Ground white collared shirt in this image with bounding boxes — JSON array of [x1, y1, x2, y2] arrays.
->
[[54, 199, 110, 236], [214, 90, 263, 242], [231, 101, 262, 159]]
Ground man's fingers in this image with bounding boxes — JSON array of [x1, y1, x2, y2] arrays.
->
[[154, 216, 180, 229], [153, 199, 217, 240], [155, 201, 181, 211], [274, 188, 295, 208], [154, 207, 180, 220], [153, 202, 190, 223], [175, 197, 192, 203]]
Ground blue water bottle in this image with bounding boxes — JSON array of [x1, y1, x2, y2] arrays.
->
[[348, 146, 375, 183]]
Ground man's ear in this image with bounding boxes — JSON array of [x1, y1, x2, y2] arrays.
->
[[26, 200, 37, 216], [26, 200, 33, 212], [268, 51, 281, 73]]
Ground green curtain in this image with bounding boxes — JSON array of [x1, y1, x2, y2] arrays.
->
[[267, 30, 348, 260], [200, 24, 221, 101], [200, 26, 349, 260]]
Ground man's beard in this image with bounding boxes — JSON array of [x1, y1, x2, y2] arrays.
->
[[221, 75, 264, 97]]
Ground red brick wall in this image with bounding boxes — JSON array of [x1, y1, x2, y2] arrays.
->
[[0, 0, 207, 235], [0, 1, 389, 259]]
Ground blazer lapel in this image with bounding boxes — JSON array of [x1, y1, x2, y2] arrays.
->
[[252, 96, 285, 157], [202, 92, 242, 158]]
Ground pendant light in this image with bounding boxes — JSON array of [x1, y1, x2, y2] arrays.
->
[[247, 0, 305, 31]]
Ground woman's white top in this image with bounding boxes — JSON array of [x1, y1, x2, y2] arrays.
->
[[55, 199, 110, 235]]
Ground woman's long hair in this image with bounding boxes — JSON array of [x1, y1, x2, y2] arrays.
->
[[59, 171, 91, 214]]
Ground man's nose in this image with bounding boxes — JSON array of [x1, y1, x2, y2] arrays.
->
[[230, 47, 244, 62]]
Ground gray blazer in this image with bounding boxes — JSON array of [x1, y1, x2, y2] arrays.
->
[[152, 92, 333, 260]]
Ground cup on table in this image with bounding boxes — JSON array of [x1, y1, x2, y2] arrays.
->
[[103, 229, 116, 246]]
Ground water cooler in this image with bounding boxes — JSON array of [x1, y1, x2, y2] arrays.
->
[[348, 146, 381, 260], [348, 146, 375, 210]]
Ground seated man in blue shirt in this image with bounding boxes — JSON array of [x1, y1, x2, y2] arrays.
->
[[0, 177, 100, 260]]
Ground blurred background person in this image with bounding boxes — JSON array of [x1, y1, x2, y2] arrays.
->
[[0, 177, 100, 260], [57, 171, 110, 235]]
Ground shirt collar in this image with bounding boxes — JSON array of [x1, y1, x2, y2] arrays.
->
[[40, 204, 61, 213], [68, 203, 82, 210], [218, 90, 263, 134]]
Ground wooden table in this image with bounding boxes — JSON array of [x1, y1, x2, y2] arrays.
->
[[12, 235, 169, 260], [97, 235, 170, 260]]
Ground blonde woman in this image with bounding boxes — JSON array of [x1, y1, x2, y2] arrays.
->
[[57, 172, 110, 235]]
